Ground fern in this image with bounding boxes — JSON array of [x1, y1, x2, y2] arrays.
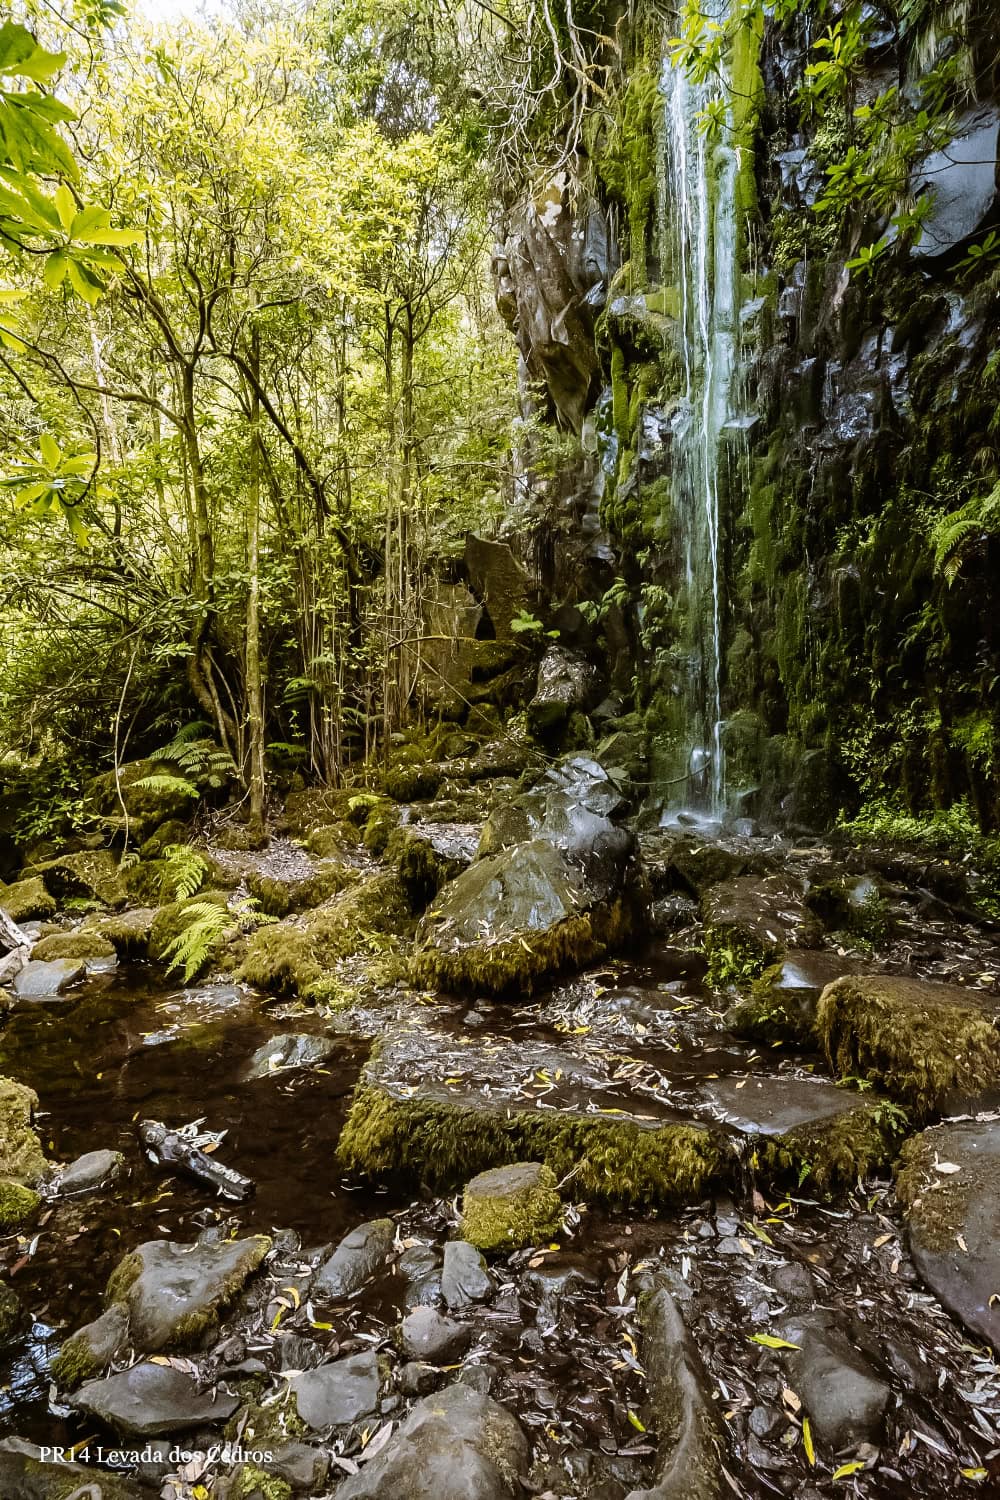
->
[[347, 792, 381, 813], [929, 481, 1000, 583], [163, 843, 207, 900], [163, 901, 233, 981], [152, 725, 236, 791], [132, 772, 199, 800]]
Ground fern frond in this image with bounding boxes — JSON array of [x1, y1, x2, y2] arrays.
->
[[132, 773, 199, 800], [163, 901, 232, 981], [163, 843, 207, 900], [929, 481, 1000, 583]]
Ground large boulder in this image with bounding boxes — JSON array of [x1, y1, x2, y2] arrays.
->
[[628, 1285, 725, 1500], [817, 975, 1000, 1117], [290, 1351, 382, 1429], [527, 647, 598, 734], [896, 1119, 1000, 1352], [727, 951, 867, 1045], [105, 1235, 271, 1352], [0, 1438, 149, 1498], [27, 850, 127, 909], [336, 1381, 529, 1500], [12, 958, 86, 999], [85, 755, 203, 841], [0, 877, 55, 923], [464, 534, 531, 640], [478, 755, 628, 859], [910, 106, 1000, 261]]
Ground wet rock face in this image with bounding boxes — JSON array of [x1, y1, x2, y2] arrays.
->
[[442, 1240, 494, 1310], [74, 1360, 239, 1437], [313, 1218, 396, 1299], [336, 1381, 530, 1500], [51, 1304, 130, 1388], [464, 534, 532, 641], [290, 1350, 382, 1429], [910, 107, 1000, 260], [460, 1162, 562, 1252], [527, 647, 599, 734], [727, 950, 866, 1046], [106, 1234, 271, 1352], [897, 1120, 1000, 1353], [780, 1311, 891, 1452], [701, 875, 822, 986]]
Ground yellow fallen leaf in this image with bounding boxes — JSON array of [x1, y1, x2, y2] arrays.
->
[[749, 1334, 800, 1350], [961, 1469, 987, 1482], [833, 1461, 865, 1479], [627, 1410, 646, 1432], [803, 1417, 815, 1466]]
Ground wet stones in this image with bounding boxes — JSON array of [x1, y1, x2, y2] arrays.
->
[[442, 1240, 493, 1310], [0, 877, 56, 923], [632, 1283, 724, 1500], [460, 1163, 561, 1252], [105, 1234, 271, 1352], [12, 957, 86, 999], [527, 646, 598, 734], [313, 1218, 396, 1299], [73, 1360, 239, 1436], [817, 974, 1000, 1117], [55, 1147, 124, 1195], [400, 1306, 472, 1364], [0, 1075, 46, 1189], [727, 951, 866, 1046], [0, 1438, 148, 1499], [896, 1119, 1000, 1353], [290, 1350, 382, 1429], [701, 875, 822, 987], [779, 1311, 891, 1451], [335, 1382, 529, 1500]]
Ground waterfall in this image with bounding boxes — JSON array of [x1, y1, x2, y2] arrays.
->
[[658, 13, 742, 817]]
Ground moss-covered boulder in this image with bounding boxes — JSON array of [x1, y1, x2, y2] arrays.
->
[[122, 857, 170, 907], [306, 822, 356, 858], [139, 818, 191, 859], [0, 1178, 40, 1228], [30, 931, 116, 962], [817, 975, 1000, 1117], [0, 876, 55, 923], [0, 1441, 149, 1498], [87, 905, 156, 959], [727, 951, 867, 1046], [105, 1234, 271, 1353], [246, 861, 355, 918], [387, 824, 476, 911], [27, 850, 127, 910], [382, 763, 444, 803], [85, 754, 202, 840], [460, 1162, 562, 1251], [148, 890, 232, 972], [238, 872, 412, 999], [412, 837, 635, 997], [702, 874, 823, 987], [0, 1281, 23, 1340], [896, 1120, 1000, 1353], [0, 1075, 46, 1187], [51, 1304, 130, 1388]]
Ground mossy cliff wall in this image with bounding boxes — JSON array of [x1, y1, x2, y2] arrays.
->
[[494, 1, 1000, 828]]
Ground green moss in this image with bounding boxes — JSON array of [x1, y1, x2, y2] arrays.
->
[[229, 1393, 307, 1446], [0, 1178, 40, 1228], [104, 1249, 143, 1307], [0, 876, 55, 922], [29, 850, 127, 909], [338, 1080, 725, 1211], [590, 48, 661, 278], [0, 1281, 21, 1340], [50, 1330, 105, 1387], [232, 1467, 293, 1500], [123, 857, 169, 907], [363, 801, 400, 854], [460, 1163, 562, 1252], [756, 1098, 906, 1195], [727, 970, 815, 1047], [30, 932, 116, 961], [238, 873, 413, 999], [386, 825, 465, 911], [246, 863, 355, 919], [818, 975, 1000, 1118], [306, 822, 356, 857], [139, 819, 190, 859], [0, 1075, 46, 1185], [705, 931, 776, 989], [382, 763, 443, 803], [20, 1460, 141, 1500], [89, 906, 155, 958], [895, 1129, 983, 1253]]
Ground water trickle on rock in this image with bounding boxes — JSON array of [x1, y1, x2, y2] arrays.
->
[[658, 12, 745, 815]]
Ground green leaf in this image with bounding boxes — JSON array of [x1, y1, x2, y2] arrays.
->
[[54, 180, 75, 231], [748, 1334, 801, 1350], [38, 432, 61, 467], [0, 23, 66, 83], [11, 480, 50, 506], [66, 253, 103, 304]]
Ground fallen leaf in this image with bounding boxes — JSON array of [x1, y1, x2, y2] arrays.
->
[[749, 1334, 801, 1350], [803, 1417, 815, 1466]]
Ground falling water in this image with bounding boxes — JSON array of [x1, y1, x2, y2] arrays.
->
[[658, 14, 742, 815]]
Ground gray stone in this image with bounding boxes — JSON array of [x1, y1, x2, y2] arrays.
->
[[897, 1119, 1000, 1352], [57, 1148, 124, 1195], [399, 1245, 442, 1310], [73, 1361, 238, 1436], [290, 1351, 381, 1429], [770, 1262, 815, 1311], [401, 1306, 472, 1364], [780, 1311, 890, 1450], [109, 1234, 270, 1352], [524, 1253, 599, 1321], [264, 1442, 331, 1491], [528, 647, 597, 733], [314, 1218, 396, 1299], [244, 1031, 339, 1079], [911, 107, 1000, 260], [696, 1072, 881, 1139], [52, 1304, 130, 1388], [399, 1360, 439, 1396], [12, 958, 85, 999], [442, 1240, 493, 1310], [629, 1284, 724, 1500], [336, 1381, 529, 1500], [464, 534, 531, 640]]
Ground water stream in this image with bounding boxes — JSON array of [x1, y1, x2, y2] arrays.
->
[[658, 9, 743, 815]]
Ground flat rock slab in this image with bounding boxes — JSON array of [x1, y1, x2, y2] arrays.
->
[[336, 1382, 529, 1500], [291, 1351, 381, 1429], [110, 1234, 271, 1352], [0, 1437, 148, 1498], [817, 974, 1000, 1116], [12, 958, 85, 998], [74, 1361, 238, 1436], [696, 1073, 873, 1138], [896, 1120, 1000, 1353], [314, 1218, 397, 1299]]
